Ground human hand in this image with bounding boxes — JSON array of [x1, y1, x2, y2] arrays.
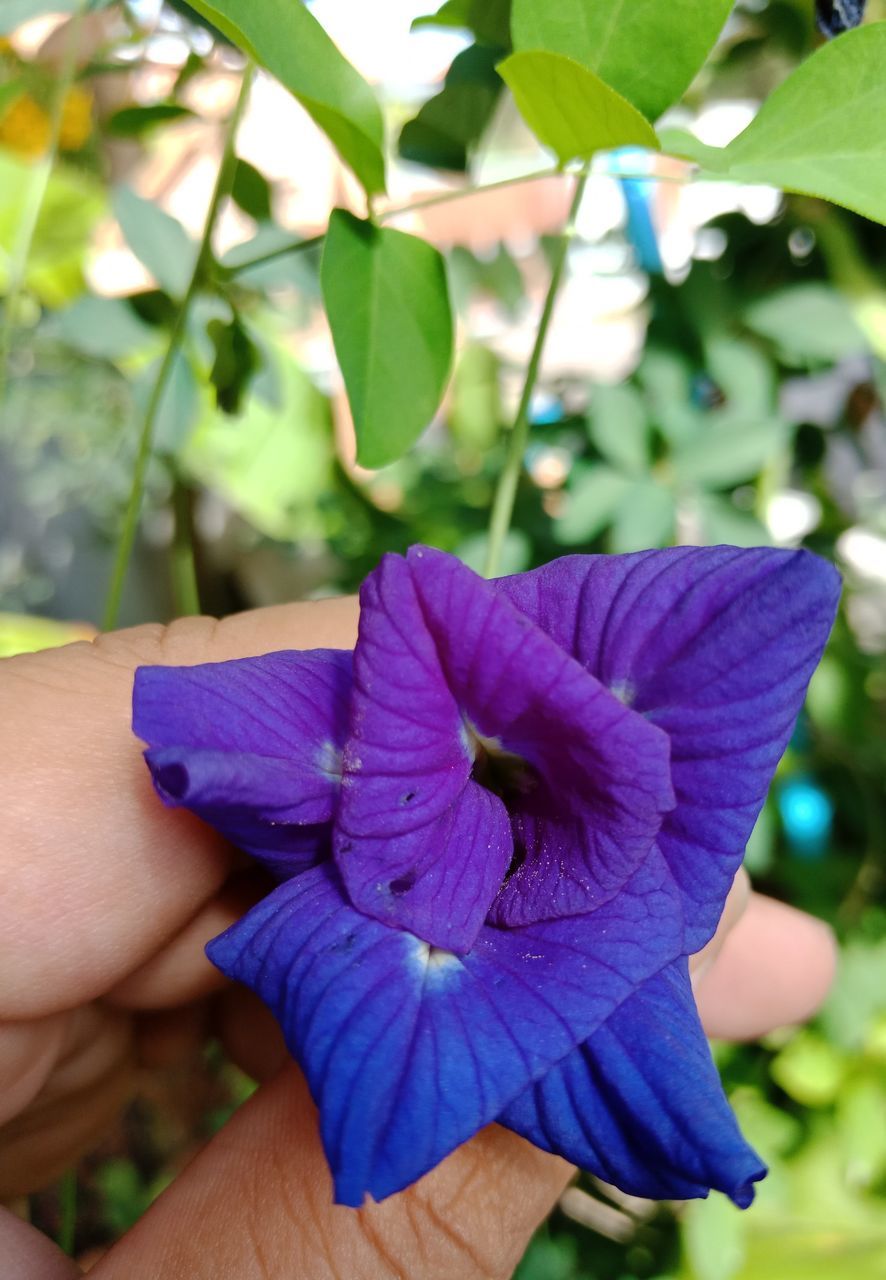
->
[[0, 600, 836, 1280]]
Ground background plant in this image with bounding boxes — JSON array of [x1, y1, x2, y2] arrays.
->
[[1, 1, 884, 1275]]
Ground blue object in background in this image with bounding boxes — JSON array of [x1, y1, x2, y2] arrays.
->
[[777, 776, 834, 859], [815, 0, 866, 38], [529, 390, 563, 426], [607, 147, 664, 275]]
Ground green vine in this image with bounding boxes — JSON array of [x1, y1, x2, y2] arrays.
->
[[102, 62, 255, 630]]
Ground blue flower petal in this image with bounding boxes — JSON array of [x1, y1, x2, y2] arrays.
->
[[501, 958, 765, 1206], [496, 547, 840, 949], [336, 548, 673, 951], [134, 650, 351, 876], [206, 848, 683, 1207]]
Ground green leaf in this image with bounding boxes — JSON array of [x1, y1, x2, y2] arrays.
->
[[682, 1193, 746, 1280], [412, 0, 512, 48], [770, 1030, 848, 1108], [638, 346, 701, 447], [657, 125, 728, 173], [739, 1225, 886, 1280], [743, 284, 869, 363], [554, 464, 631, 544], [183, 0, 385, 196], [511, 0, 733, 122], [0, 0, 112, 33], [136, 350, 201, 454], [729, 1085, 803, 1162], [821, 940, 886, 1051], [0, 613, 94, 659], [321, 210, 453, 469], [743, 801, 775, 875], [457, 529, 530, 577], [230, 157, 273, 222], [106, 103, 195, 137], [610, 478, 675, 551], [668, 25, 886, 226], [399, 45, 502, 173], [207, 315, 260, 414], [673, 418, 788, 489], [448, 342, 502, 452], [183, 346, 334, 540], [448, 242, 524, 317], [221, 224, 320, 293], [52, 295, 156, 361], [695, 494, 770, 548], [514, 1233, 580, 1280], [0, 82, 23, 116], [705, 336, 776, 421], [837, 1078, 886, 1188], [499, 51, 659, 165], [96, 1158, 172, 1237], [588, 382, 649, 475], [113, 185, 197, 299], [0, 153, 105, 307]]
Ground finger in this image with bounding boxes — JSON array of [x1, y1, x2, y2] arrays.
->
[[0, 598, 359, 1019], [135, 1004, 208, 1070], [0, 1015, 66, 1128], [695, 893, 837, 1040], [0, 1208, 81, 1280], [214, 984, 288, 1083], [0, 1006, 133, 1198], [689, 866, 750, 987], [91, 1064, 572, 1280], [106, 873, 269, 1010]]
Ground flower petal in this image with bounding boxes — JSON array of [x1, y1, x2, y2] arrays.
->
[[207, 848, 683, 1206], [492, 809, 660, 928], [336, 547, 673, 947], [500, 958, 766, 1206], [339, 777, 514, 953], [134, 650, 351, 876], [497, 547, 840, 947], [333, 552, 512, 951]]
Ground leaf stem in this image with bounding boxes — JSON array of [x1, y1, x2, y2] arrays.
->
[[226, 166, 562, 276], [225, 162, 685, 278], [170, 475, 200, 616], [482, 168, 589, 579], [101, 61, 255, 631], [0, 3, 86, 414]]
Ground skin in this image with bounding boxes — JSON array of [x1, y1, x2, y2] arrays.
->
[[0, 599, 837, 1279]]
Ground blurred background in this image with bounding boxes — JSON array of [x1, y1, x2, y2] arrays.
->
[[1, 0, 884, 1274]]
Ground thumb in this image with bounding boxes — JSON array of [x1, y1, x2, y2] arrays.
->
[[91, 1065, 572, 1280]]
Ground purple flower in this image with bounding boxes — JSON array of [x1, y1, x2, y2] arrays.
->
[[133, 545, 839, 1209]]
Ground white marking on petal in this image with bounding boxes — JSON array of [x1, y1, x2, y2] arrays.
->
[[411, 938, 462, 980], [609, 680, 635, 707], [315, 740, 343, 780]]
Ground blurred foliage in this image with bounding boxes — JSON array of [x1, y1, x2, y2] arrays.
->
[[1, 0, 884, 1273]]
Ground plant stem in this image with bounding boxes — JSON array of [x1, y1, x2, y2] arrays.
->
[[225, 231, 325, 277], [226, 163, 685, 278], [170, 475, 200, 615], [0, 4, 86, 414], [56, 1168, 77, 1256], [483, 168, 589, 578], [101, 61, 255, 631]]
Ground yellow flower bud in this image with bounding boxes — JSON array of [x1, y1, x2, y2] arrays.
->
[[59, 84, 93, 150], [0, 92, 50, 158]]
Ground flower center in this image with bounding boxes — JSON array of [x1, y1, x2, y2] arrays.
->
[[467, 727, 539, 809]]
